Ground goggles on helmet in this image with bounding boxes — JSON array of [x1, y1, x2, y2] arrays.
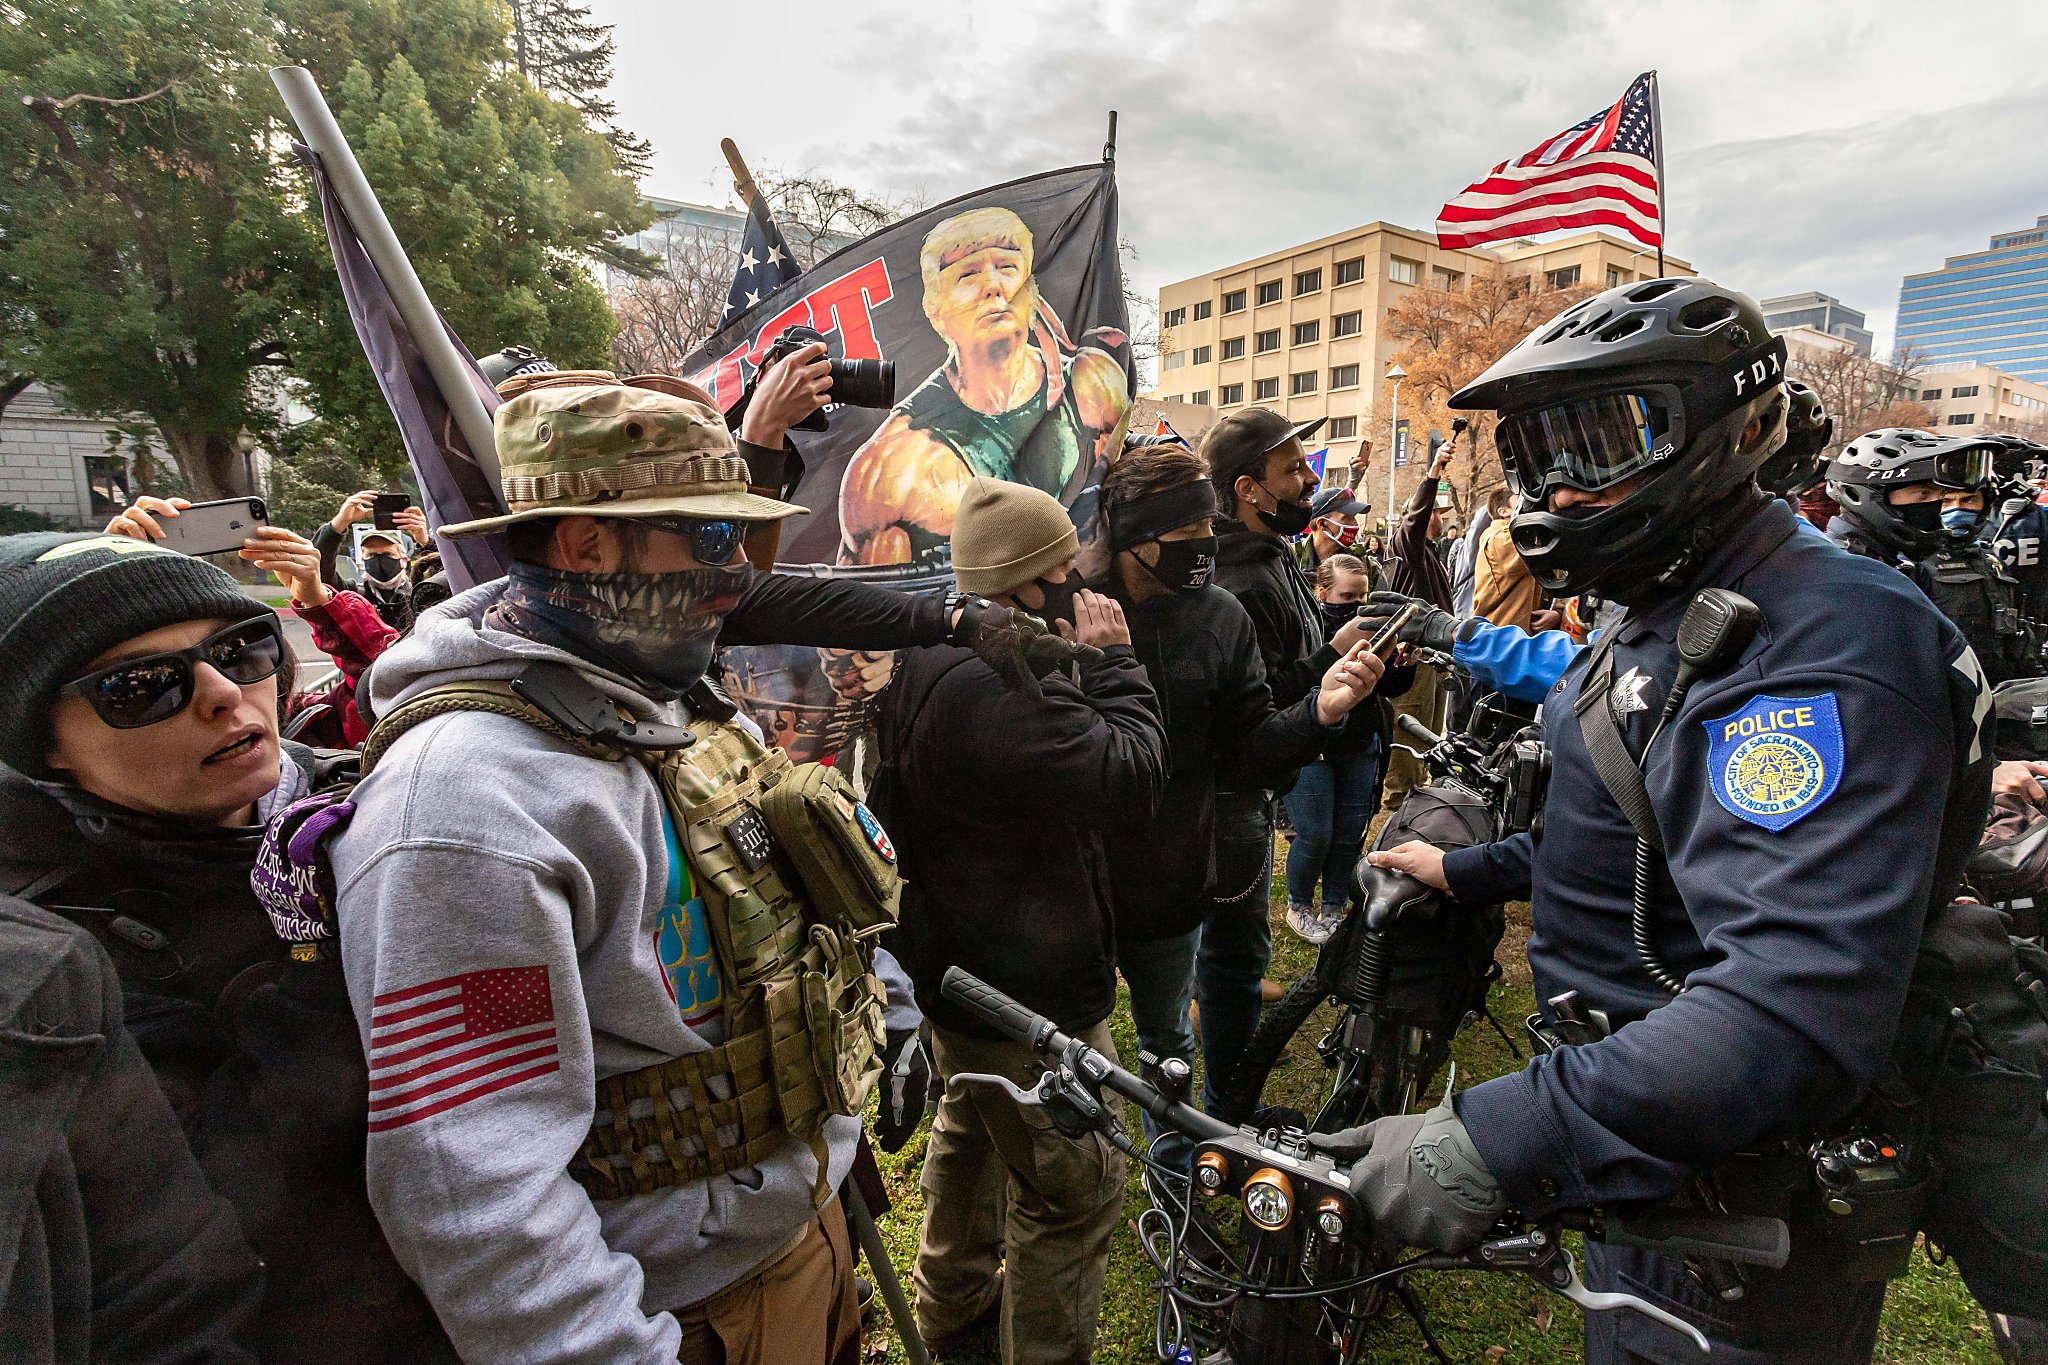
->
[[1495, 390, 1677, 497], [1931, 447, 1994, 491]]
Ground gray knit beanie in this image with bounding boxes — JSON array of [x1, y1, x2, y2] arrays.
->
[[950, 477, 1081, 595], [0, 533, 264, 775]]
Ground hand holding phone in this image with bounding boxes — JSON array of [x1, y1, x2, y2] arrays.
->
[[1367, 603, 1421, 659], [109, 496, 270, 558], [372, 492, 411, 530]]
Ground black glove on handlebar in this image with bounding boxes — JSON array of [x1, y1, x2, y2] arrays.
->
[[1315, 1100, 1505, 1259], [1358, 591, 1462, 653]]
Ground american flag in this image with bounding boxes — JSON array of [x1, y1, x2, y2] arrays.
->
[[718, 198, 802, 330], [367, 965, 559, 1133], [1436, 73, 1661, 252]]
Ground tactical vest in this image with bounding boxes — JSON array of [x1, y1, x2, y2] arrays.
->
[[346, 671, 898, 1201], [1921, 549, 2038, 685]]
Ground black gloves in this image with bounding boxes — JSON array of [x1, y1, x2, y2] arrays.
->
[[1356, 591, 1462, 654], [947, 594, 1103, 699], [1312, 1100, 1506, 1258], [873, 1028, 932, 1153]]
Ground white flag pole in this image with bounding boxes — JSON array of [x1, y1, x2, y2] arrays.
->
[[269, 66, 501, 488]]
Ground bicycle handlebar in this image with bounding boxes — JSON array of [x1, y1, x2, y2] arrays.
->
[[940, 967, 1232, 1141], [1394, 712, 1443, 750], [939, 968, 1788, 1271]]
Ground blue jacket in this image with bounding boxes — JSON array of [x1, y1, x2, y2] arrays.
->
[[1443, 500, 1993, 1215]]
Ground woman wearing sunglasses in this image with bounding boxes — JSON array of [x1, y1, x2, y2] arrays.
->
[[0, 531, 453, 1363]]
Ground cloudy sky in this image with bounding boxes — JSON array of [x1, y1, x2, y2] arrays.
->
[[591, 0, 2048, 352]]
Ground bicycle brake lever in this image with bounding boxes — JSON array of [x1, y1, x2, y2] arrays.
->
[[1544, 1246, 1711, 1355], [944, 1071, 1043, 1106]]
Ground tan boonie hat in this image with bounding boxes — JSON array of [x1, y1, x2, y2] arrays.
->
[[439, 379, 808, 539]]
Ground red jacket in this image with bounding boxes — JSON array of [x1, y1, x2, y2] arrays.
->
[[289, 590, 399, 747]]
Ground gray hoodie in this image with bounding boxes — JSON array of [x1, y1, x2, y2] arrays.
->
[[331, 583, 857, 1363]]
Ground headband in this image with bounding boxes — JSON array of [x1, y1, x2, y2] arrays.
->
[[1108, 480, 1217, 551]]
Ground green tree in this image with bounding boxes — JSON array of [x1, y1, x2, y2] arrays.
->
[[0, 0, 314, 499], [272, 0, 654, 479], [507, 0, 653, 180]]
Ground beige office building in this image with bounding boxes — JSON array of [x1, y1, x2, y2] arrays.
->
[[1147, 225, 1691, 496], [1917, 362, 2048, 437]]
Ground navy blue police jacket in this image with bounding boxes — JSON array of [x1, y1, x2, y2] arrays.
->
[[1442, 498, 1993, 1216], [1993, 497, 2048, 620]]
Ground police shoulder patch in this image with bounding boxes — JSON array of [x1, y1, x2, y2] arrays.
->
[[1702, 692, 1844, 831]]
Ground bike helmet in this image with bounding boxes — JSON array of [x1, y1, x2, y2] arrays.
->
[[1824, 427, 1998, 557], [1451, 277, 1790, 602], [1758, 378, 1834, 499]]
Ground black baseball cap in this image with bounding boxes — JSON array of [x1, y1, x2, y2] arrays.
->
[[1310, 486, 1369, 517], [1199, 408, 1328, 488]]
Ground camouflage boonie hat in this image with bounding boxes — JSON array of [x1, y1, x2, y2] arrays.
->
[[438, 378, 807, 538]]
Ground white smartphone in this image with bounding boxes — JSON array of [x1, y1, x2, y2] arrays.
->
[[157, 497, 270, 557]]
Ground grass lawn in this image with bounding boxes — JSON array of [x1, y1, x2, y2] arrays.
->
[[863, 860, 1999, 1363]]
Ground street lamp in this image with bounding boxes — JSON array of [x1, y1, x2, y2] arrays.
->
[[1385, 363, 1407, 530]]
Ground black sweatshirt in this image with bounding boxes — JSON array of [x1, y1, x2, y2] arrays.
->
[[1102, 583, 1328, 939], [876, 643, 1167, 1037]]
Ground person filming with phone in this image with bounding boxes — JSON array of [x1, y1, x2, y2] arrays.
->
[[315, 489, 429, 630]]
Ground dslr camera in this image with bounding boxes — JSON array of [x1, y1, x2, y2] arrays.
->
[[728, 325, 896, 434]]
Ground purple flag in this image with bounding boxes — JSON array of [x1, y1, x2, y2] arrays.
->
[[297, 145, 510, 589]]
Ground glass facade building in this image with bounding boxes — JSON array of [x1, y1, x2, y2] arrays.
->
[[1896, 214, 2048, 384], [1761, 292, 1873, 356]]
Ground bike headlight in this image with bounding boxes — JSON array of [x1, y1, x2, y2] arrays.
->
[[1242, 1167, 1294, 1232]]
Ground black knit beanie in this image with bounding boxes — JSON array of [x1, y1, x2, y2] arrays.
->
[[0, 533, 265, 776]]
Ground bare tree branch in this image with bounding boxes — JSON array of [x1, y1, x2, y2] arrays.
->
[[23, 74, 189, 112]]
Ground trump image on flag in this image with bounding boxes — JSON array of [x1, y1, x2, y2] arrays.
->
[[1436, 72, 1662, 252]]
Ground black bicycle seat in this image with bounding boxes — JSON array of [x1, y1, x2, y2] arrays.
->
[[1356, 861, 1441, 931]]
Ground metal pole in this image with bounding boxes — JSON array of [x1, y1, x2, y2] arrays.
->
[[1648, 70, 1667, 279], [1103, 110, 1118, 164], [269, 66, 502, 490], [844, 1182, 931, 1365], [1387, 379, 1401, 532]]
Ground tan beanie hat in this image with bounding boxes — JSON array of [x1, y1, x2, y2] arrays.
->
[[950, 477, 1081, 594]]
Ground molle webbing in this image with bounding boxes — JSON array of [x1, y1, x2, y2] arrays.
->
[[570, 1031, 785, 1198]]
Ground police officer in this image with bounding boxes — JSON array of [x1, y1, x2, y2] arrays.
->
[[1826, 428, 2040, 684], [1989, 435, 2048, 624], [1356, 277, 1993, 1364]]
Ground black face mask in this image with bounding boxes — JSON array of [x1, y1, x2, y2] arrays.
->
[[1028, 573, 1081, 626], [364, 553, 404, 582], [1319, 600, 1360, 638], [1895, 500, 1944, 540], [1139, 536, 1216, 593], [1254, 483, 1315, 538]]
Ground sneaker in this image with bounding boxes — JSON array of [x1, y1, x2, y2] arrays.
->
[[1316, 903, 1350, 938], [1286, 902, 1334, 944]]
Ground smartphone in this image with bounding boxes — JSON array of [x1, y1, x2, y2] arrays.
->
[[372, 492, 411, 530], [157, 497, 269, 558], [1367, 603, 1420, 660]]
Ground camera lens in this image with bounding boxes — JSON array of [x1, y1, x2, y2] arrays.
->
[[829, 357, 897, 410]]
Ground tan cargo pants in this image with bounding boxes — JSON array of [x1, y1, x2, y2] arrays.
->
[[1382, 661, 1447, 814], [673, 1202, 860, 1364], [914, 1022, 1126, 1365]]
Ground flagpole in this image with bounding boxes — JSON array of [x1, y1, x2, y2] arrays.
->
[[720, 138, 764, 214], [270, 67, 501, 489], [1647, 70, 1666, 278]]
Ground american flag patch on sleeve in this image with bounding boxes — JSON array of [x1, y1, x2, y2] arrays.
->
[[367, 965, 560, 1132]]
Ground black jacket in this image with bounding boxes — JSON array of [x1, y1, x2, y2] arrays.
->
[[1390, 473, 1455, 610], [0, 896, 263, 1365], [1101, 582, 1327, 940], [1213, 522, 1409, 778], [0, 758, 455, 1365], [874, 643, 1166, 1037]]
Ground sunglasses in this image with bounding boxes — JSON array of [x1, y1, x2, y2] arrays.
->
[[637, 515, 753, 566], [58, 615, 286, 730]]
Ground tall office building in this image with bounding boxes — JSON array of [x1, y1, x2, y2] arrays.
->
[[1896, 214, 2048, 384], [1760, 292, 1873, 357], [1148, 225, 1690, 497]]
